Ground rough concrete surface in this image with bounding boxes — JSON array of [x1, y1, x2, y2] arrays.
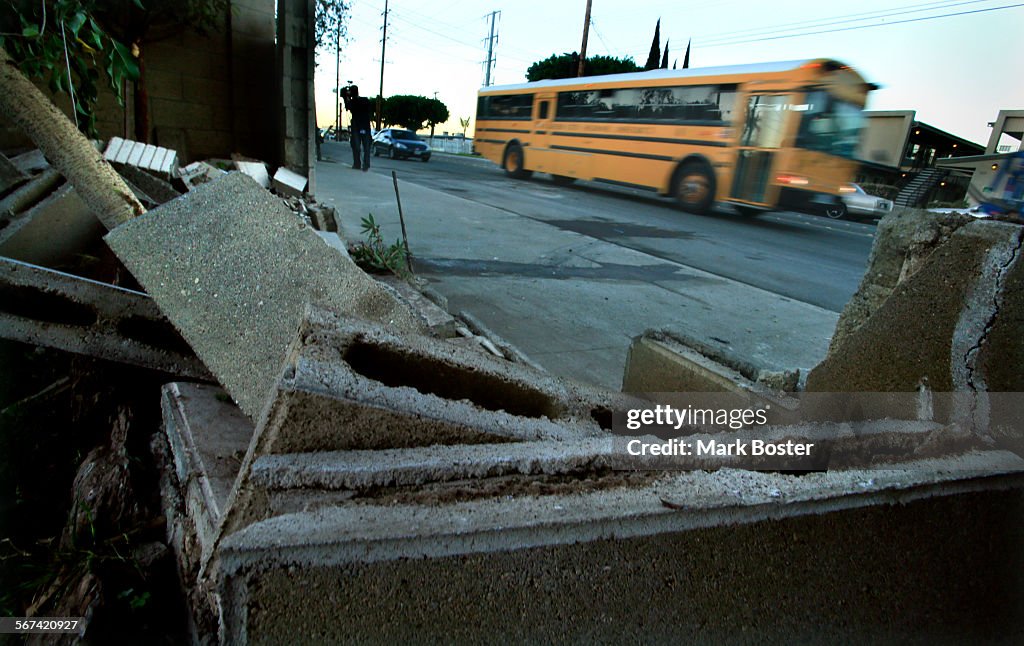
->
[[0, 167, 61, 218], [231, 487, 1024, 645], [624, 335, 762, 393], [828, 208, 973, 355], [211, 306, 624, 540], [116, 165, 181, 205], [807, 220, 1024, 394], [155, 355, 1024, 643], [105, 172, 424, 419]]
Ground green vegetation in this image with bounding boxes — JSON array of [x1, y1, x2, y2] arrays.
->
[[0, 0, 140, 136], [382, 95, 450, 133], [526, 52, 640, 81], [314, 0, 350, 52], [351, 214, 410, 278]]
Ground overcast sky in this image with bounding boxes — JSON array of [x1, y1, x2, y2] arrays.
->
[[314, 0, 1024, 146]]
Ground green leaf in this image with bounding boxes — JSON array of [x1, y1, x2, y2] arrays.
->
[[132, 0, 146, 9], [21, 25, 40, 38], [68, 12, 87, 37]]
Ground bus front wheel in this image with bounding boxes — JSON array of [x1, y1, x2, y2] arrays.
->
[[673, 162, 715, 214], [503, 144, 532, 179]]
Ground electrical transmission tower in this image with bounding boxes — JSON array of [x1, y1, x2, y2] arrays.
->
[[482, 11, 500, 87]]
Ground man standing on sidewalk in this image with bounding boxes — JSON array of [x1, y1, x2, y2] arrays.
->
[[341, 85, 372, 172]]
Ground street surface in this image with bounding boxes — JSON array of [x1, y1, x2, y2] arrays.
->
[[316, 142, 876, 389]]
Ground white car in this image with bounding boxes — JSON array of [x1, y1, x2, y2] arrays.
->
[[830, 183, 893, 220]]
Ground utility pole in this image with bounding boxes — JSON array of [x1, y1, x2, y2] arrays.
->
[[577, 0, 592, 77], [483, 11, 499, 87], [376, 0, 389, 131], [334, 15, 341, 135]]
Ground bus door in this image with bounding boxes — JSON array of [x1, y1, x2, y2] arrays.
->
[[731, 94, 791, 205], [527, 93, 557, 173]]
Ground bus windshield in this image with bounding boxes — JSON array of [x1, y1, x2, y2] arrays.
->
[[794, 90, 864, 160]]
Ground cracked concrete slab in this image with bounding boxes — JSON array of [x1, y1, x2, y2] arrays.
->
[[807, 220, 1024, 399]]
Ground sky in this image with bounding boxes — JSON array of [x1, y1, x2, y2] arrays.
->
[[314, 0, 1024, 146]]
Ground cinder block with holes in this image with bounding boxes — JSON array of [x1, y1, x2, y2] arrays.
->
[[155, 377, 1024, 645], [0, 257, 209, 379], [211, 305, 633, 538]]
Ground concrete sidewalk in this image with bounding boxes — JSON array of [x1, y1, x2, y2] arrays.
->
[[314, 157, 840, 390]]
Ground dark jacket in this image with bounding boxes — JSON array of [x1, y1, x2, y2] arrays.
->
[[348, 96, 372, 132]]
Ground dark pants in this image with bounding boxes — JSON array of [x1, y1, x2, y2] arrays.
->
[[350, 130, 371, 170]]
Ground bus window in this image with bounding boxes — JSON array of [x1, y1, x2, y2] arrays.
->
[[477, 94, 533, 120], [740, 95, 791, 148], [794, 90, 864, 159], [538, 101, 549, 119], [556, 84, 738, 124]]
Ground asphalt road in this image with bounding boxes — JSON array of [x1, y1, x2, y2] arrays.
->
[[355, 149, 876, 313]]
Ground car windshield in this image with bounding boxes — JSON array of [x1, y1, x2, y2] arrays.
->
[[393, 130, 421, 141], [793, 90, 865, 160]]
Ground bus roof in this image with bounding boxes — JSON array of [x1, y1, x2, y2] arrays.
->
[[480, 58, 861, 94]]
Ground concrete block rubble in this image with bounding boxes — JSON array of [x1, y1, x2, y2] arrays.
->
[[4, 132, 1024, 642], [0, 142, 340, 372]]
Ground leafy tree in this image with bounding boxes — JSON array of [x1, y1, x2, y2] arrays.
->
[[526, 52, 640, 82], [383, 94, 449, 133], [314, 0, 350, 50], [0, 0, 140, 136], [644, 19, 661, 70], [459, 116, 470, 136], [425, 97, 448, 136]]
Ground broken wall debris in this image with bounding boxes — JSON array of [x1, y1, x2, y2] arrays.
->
[[806, 219, 1024, 394], [0, 257, 210, 379], [157, 376, 1024, 644], [827, 208, 974, 355], [104, 172, 425, 420]]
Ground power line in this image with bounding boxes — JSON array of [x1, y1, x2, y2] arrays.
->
[[699, 1, 1024, 49], [589, 19, 616, 56], [691, 0, 990, 44], [697, 0, 997, 47]]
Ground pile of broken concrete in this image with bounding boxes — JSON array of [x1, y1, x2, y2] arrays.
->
[[4, 133, 1024, 643]]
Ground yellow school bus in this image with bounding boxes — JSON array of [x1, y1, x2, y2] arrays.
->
[[474, 59, 875, 216]]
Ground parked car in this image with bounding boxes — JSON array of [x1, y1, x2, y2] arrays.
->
[[828, 183, 894, 220], [372, 129, 431, 162]]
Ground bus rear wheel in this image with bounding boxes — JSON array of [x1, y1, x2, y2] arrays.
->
[[673, 162, 716, 214], [503, 143, 532, 179]]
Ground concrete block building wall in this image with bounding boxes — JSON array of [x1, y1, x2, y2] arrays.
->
[[1, 1, 280, 167]]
